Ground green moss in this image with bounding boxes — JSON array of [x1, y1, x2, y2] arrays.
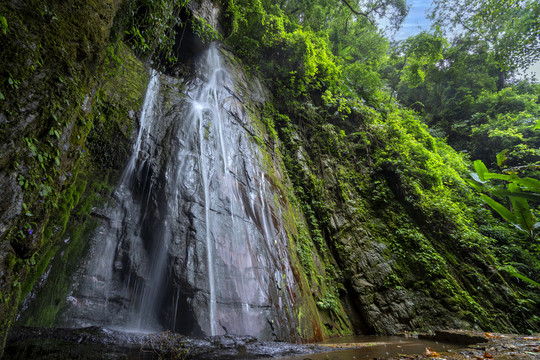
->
[[15, 38, 148, 327]]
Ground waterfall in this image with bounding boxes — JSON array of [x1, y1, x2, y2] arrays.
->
[[51, 43, 298, 340], [123, 69, 160, 183]]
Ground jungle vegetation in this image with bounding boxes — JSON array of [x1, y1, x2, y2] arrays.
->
[[216, 0, 540, 321], [0, 0, 540, 351]]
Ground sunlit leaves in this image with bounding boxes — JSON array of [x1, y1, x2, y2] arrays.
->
[[0, 13, 7, 35], [474, 160, 489, 182], [384, 32, 445, 91], [496, 149, 509, 167]]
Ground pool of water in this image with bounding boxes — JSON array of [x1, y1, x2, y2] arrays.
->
[[275, 335, 458, 360]]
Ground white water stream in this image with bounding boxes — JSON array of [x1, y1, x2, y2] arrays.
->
[[50, 43, 298, 340]]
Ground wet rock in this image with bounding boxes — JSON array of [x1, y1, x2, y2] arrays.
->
[[419, 329, 489, 345], [188, 0, 221, 32], [24, 44, 325, 343], [5, 327, 329, 360], [388, 330, 540, 360], [0, 172, 22, 239]]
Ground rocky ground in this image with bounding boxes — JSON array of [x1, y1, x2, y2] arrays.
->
[[5, 327, 540, 360], [390, 330, 540, 360], [4, 326, 331, 359]]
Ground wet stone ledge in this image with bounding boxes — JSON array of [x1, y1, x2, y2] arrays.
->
[[418, 329, 489, 345], [5, 326, 330, 360]]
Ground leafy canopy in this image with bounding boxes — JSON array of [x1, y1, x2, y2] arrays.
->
[[429, 0, 540, 72]]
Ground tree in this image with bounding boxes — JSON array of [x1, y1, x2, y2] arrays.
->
[[429, 0, 540, 90], [277, 0, 409, 32], [381, 32, 445, 99]]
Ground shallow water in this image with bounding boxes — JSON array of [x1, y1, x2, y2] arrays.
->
[[274, 335, 458, 360]]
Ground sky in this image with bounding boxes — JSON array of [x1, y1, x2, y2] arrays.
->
[[391, 0, 432, 41], [386, 0, 540, 79]]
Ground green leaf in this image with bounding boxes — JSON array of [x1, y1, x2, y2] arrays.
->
[[496, 149, 508, 168], [0, 15, 7, 35], [519, 177, 540, 192], [473, 160, 488, 181], [38, 154, 43, 163], [480, 194, 516, 224], [510, 196, 534, 234], [484, 172, 515, 181], [499, 265, 540, 288], [489, 189, 540, 203], [535, 119, 540, 130], [470, 172, 485, 184], [466, 177, 485, 190]]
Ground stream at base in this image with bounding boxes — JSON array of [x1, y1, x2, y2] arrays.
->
[[272, 335, 459, 360], [5, 327, 463, 360]]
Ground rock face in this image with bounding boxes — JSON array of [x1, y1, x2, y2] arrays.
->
[[5, 1, 539, 356], [40, 44, 326, 341], [0, 0, 140, 355]]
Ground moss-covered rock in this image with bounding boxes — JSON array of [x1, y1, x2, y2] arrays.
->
[[272, 99, 540, 335], [2, 0, 540, 357], [0, 0, 151, 355]]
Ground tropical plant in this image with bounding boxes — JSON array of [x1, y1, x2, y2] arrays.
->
[[470, 151, 540, 241]]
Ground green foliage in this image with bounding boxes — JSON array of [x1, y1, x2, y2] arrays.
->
[[0, 13, 7, 35], [385, 34, 540, 170], [123, 0, 189, 66], [316, 292, 340, 313], [469, 88, 540, 167], [498, 264, 540, 289], [429, 0, 540, 72], [279, 0, 409, 32], [192, 17, 221, 44], [396, 32, 445, 89], [471, 154, 540, 241]]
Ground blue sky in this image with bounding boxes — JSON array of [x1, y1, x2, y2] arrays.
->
[[392, 0, 432, 41], [386, 0, 540, 78]]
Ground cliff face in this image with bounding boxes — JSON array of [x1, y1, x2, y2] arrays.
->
[[19, 42, 350, 342], [1, 0, 539, 357], [1, 0, 353, 347], [0, 0, 147, 354]]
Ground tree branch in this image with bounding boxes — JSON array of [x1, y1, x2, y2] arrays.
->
[[341, 0, 374, 25]]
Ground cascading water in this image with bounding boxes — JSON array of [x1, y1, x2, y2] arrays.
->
[[44, 43, 301, 340]]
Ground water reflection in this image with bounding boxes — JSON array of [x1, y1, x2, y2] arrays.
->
[[273, 336, 457, 360]]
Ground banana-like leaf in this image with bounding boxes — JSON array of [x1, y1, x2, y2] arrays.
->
[[499, 264, 540, 288], [519, 177, 540, 191], [474, 160, 489, 182], [480, 194, 517, 224], [466, 178, 486, 192], [510, 196, 534, 234], [469, 172, 485, 185], [489, 189, 540, 203], [484, 172, 516, 181]]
